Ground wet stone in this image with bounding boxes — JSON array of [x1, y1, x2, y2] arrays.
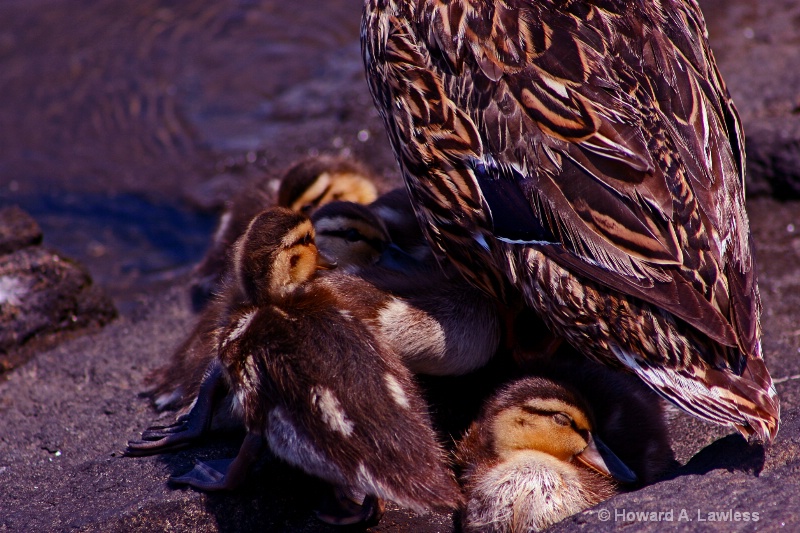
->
[[0, 205, 42, 255], [0, 207, 116, 372]]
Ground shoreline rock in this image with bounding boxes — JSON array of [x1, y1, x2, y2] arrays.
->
[[0, 206, 116, 372]]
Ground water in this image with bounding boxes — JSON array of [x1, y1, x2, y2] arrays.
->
[[0, 0, 392, 298], [4, 191, 216, 296]]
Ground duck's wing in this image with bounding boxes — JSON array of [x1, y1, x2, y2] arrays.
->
[[364, 0, 756, 360]]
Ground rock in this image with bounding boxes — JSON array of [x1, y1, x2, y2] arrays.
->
[[0, 205, 42, 255], [700, 0, 800, 198], [0, 206, 116, 372], [746, 119, 800, 198]]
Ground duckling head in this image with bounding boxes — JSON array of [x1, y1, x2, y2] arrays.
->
[[311, 201, 390, 270], [232, 207, 333, 305], [489, 378, 637, 484], [277, 155, 378, 214]]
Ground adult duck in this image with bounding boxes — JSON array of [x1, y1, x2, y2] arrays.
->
[[362, 0, 779, 441]]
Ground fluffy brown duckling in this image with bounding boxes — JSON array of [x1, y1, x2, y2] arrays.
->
[[128, 208, 461, 525], [151, 157, 381, 409], [148, 199, 394, 413], [310, 200, 394, 274], [310, 200, 502, 376], [456, 364, 673, 532], [277, 155, 378, 213], [190, 154, 378, 306], [151, 199, 503, 413]]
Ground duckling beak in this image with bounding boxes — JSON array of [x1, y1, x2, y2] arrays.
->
[[575, 434, 638, 484], [316, 251, 338, 270], [376, 243, 420, 271]]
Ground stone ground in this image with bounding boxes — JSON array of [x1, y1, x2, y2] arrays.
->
[[1, 0, 800, 531]]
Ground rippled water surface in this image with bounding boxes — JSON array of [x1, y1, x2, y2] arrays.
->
[[0, 0, 396, 294]]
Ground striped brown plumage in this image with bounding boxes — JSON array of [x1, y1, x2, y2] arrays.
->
[[362, 0, 779, 442]]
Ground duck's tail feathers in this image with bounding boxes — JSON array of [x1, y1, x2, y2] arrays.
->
[[611, 345, 780, 444]]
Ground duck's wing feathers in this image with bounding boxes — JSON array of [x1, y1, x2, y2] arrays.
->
[[366, 0, 756, 360]]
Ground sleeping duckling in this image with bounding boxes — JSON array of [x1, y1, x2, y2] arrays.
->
[[276, 155, 378, 213], [367, 186, 431, 262], [191, 154, 378, 306], [456, 366, 673, 533], [309, 200, 502, 376], [128, 207, 461, 524], [310, 200, 393, 274]]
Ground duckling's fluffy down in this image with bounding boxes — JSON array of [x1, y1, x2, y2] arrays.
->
[[461, 451, 615, 533]]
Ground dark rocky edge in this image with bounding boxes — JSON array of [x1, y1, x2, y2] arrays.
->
[[0, 206, 116, 373]]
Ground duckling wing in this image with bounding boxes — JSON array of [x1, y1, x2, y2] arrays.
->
[[222, 305, 461, 512], [364, 2, 758, 371]]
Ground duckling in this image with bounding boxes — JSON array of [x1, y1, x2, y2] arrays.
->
[[367, 187, 432, 262], [146, 200, 391, 413], [190, 154, 378, 306], [152, 157, 381, 408], [128, 207, 461, 524], [276, 155, 378, 213], [310, 199, 393, 274], [153, 198, 502, 411], [309, 200, 502, 376], [456, 366, 673, 532], [363, 0, 779, 441]]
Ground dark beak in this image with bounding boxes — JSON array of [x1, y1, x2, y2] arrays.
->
[[316, 251, 338, 270], [376, 243, 420, 271], [575, 434, 638, 484]]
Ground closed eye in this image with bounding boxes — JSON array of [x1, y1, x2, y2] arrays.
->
[[552, 413, 571, 427], [521, 406, 574, 428], [320, 228, 386, 252], [290, 232, 314, 248], [319, 228, 366, 243]]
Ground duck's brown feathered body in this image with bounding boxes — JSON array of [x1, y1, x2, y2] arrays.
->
[[362, 0, 779, 441]]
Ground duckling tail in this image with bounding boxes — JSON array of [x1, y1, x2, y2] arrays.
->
[[352, 453, 463, 514]]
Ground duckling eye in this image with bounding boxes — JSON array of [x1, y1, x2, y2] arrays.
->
[[553, 413, 571, 427], [345, 228, 362, 242], [302, 232, 313, 245], [300, 204, 315, 214]]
